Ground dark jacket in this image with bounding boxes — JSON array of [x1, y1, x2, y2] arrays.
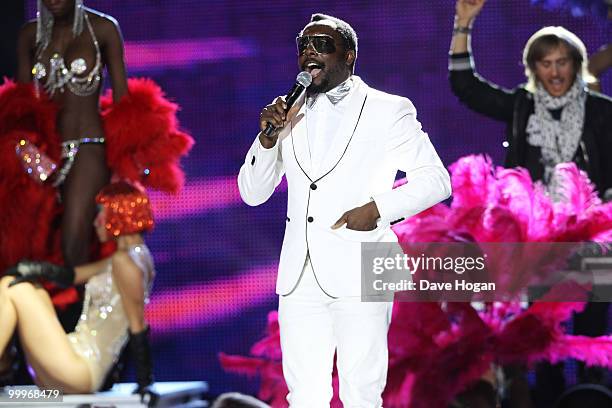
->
[[449, 65, 612, 198]]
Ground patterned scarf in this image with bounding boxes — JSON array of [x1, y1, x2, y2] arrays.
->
[[526, 79, 586, 184]]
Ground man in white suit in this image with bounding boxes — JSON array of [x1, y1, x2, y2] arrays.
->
[[238, 13, 451, 407]]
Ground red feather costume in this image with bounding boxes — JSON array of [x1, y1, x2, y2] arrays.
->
[[0, 78, 193, 307]]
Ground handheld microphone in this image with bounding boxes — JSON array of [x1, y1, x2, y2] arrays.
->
[[263, 71, 312, 137]]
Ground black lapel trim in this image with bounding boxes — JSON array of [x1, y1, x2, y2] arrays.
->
[[316, 95, 367, 184]]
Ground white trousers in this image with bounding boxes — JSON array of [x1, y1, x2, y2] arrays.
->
[[278, 256, 392, 407]]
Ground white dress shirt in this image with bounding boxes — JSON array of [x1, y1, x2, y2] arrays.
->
[[305, 78, 354, 173]]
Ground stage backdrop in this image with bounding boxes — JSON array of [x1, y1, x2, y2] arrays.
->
[[24, 0, 611, 397]]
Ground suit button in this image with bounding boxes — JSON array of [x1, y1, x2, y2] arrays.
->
[[307, 216, 314, 223], [310, 183, 317, 190]]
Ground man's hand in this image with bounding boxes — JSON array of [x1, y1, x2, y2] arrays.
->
[[455, 0, 486, 26], [258, 96, 300, 148], [331, 201, 380, 231]]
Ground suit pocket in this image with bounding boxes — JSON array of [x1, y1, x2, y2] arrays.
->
[[333, 224, 384, 242]]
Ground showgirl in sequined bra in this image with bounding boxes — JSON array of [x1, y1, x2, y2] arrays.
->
[[1, 182, 156, 395], [17, 0, 128, 269], [0, 0, 193, 335]]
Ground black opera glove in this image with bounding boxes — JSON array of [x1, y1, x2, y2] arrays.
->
[[129, 326, 155, 402], [6, 260, 75, 288]]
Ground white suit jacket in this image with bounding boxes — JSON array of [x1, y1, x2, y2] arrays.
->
[[238, 76, 451, 297]]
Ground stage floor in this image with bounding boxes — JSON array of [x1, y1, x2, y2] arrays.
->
[[0, 381, 209, 407]]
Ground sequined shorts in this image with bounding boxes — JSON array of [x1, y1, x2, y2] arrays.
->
[[55, 137, 105, 186]]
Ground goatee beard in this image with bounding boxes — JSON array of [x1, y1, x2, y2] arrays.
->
[[307, 80, 330, 96]]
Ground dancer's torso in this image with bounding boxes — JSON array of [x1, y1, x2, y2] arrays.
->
[[67, 244, 155, 391], [31, 10, 106, 142]]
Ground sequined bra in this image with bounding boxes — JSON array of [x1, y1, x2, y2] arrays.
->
[[31, 12, 102, 97]]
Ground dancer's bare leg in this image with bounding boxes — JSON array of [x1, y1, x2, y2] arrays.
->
[[0, 276, 92, 392], [0, 277, 18, 356], [61, 145, 110, 267]]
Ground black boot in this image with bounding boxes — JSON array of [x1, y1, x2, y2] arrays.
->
[[129, 326, 155, 401], [0, 344, 17, 386]]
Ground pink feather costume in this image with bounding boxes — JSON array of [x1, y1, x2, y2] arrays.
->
[[220, 155, 612, 407]]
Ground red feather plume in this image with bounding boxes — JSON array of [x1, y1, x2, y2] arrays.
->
[[101, 78, 194, 193]]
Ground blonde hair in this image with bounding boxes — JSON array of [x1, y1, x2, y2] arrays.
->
[[522, 26, 596, 93]]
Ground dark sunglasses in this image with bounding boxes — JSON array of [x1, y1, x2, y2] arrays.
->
[[296, 34, 337, 56]]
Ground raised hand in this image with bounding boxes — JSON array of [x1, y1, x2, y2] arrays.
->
[[455, 0, 487, 26], [258, 96, 301, 148]]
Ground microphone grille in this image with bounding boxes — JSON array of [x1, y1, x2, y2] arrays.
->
[[296, 71, 313, 87]]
